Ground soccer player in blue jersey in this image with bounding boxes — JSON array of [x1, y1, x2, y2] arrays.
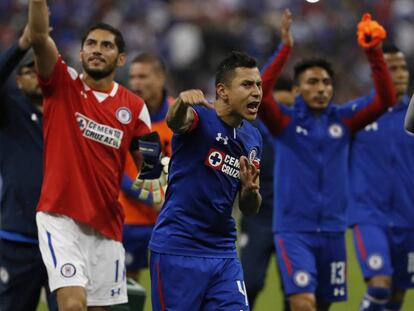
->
[[149, 51, 263, 311], [349, 43, 414, 311], [259, 10, 396, 311], [239, 76, 294, 311]]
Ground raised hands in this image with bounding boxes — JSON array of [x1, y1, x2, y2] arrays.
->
[[175, 89, 211, 109], [281, 9, 294, 47], [239, 156, 260, 195], [356, 13, 386, 50], [166, 89, 212, 133]]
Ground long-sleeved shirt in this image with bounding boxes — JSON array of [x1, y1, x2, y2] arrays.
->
[[259, 44, 396, 233], [0, 43, 43, 243]]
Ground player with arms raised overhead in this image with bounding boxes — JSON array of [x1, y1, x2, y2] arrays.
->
[[149, 51, 263, 311], [259, 10, 396, 311], [27, 0, 156, 310]]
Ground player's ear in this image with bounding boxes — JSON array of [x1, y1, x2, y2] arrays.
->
[[216, 83, 229, 102], [292, 85, 300, 96], [117, 53, 126, 67]]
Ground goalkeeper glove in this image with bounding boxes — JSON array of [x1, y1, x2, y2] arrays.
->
[[132, 156, 170, 205], [357, 13, 386, 49]]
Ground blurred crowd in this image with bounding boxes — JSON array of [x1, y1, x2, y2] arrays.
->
[[1, 0, 413, 102]]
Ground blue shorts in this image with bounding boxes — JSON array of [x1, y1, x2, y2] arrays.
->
[[150, 251, 249, 311], [274, 232, 347, 303], [0, 238, 58, 311], [353, 225, 414, 289], [122, 225, 154, 271]]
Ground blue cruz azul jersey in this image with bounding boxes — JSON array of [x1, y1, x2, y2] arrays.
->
[[259, 44, 396, 234], [149, 105, 262, 258], [348, 95, 414, 229]]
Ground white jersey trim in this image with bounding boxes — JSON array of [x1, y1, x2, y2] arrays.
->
[[138, 104, 151, 131]]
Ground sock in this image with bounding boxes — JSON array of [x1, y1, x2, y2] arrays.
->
[[359, 287, 390, 311]]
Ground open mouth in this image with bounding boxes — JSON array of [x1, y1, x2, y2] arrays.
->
[[247, 102, 260, 113]]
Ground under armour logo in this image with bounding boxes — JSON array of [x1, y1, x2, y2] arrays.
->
[[296, 126, 308, 136], [364, 122, 378, 132], [80, 91, 88, 99], [333, 287, 345, 296], [111, 287, 121, 296], [216, 133, 228, 145]]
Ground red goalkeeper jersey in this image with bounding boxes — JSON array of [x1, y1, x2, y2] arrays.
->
[[37, 57, 151, 241]]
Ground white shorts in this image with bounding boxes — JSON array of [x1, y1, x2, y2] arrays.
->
[[36, 212, 127, 306]]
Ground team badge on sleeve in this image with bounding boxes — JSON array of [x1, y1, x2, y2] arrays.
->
[[116, 107, 132, 124]]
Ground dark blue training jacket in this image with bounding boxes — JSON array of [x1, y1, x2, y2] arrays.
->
[[348, 95, 414, 229], [0, 43, 43, 243], [259, 44, 396, 233]]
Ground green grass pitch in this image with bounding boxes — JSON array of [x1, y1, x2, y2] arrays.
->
[[37, 230, 414, 310]]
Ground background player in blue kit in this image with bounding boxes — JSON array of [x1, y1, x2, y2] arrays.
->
[[259, 10, 396, 311], [239, 75, 294, 311], [149, 51, 263, 311], [349, 43, 414, 311]]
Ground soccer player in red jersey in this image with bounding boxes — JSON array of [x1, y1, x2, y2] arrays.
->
[[28, 0, 152, 310]]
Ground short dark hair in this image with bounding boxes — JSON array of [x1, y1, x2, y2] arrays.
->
[[273, 75, 293, 92], [294, 57, 334, 85], [81, 23, 125, 53], [17, 61, 35, 75], [131, 52, 167, 73], [215, 51, 258, 86], [382, 42, 401, 54]]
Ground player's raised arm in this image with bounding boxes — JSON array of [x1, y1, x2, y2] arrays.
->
[[404, 94, 414, 133], [239, 156, 261, 215], [259, 9, 293, 137], [166, 89, 211, 133], [341, 13, 397, 133], [28, 0, 58, 79]]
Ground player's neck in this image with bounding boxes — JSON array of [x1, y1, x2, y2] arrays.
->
[[214, 101, 242, 128], [146, 91, 164, 115], [82, 72, 115, 93]]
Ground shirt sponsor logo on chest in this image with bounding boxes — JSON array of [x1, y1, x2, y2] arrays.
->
[[75, 112, 124, 149], [205, 148, 240, 178]]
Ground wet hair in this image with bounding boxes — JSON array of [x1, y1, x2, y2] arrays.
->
[[273, 75, 293, 92], [382, 42, 401, 54], [215, 51, 258, 86], [131, 52, 167, 73], [81, 23, 125, 53], [294, 57, 334, 85]]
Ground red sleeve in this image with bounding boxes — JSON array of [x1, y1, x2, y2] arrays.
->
[[37, 56, 71, 98], [186, 108, 199, 132], [259, 44, 293, 136], [342, 48, 397, 133]]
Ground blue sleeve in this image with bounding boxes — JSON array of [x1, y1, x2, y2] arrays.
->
[[121, 174, 154, 205]]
